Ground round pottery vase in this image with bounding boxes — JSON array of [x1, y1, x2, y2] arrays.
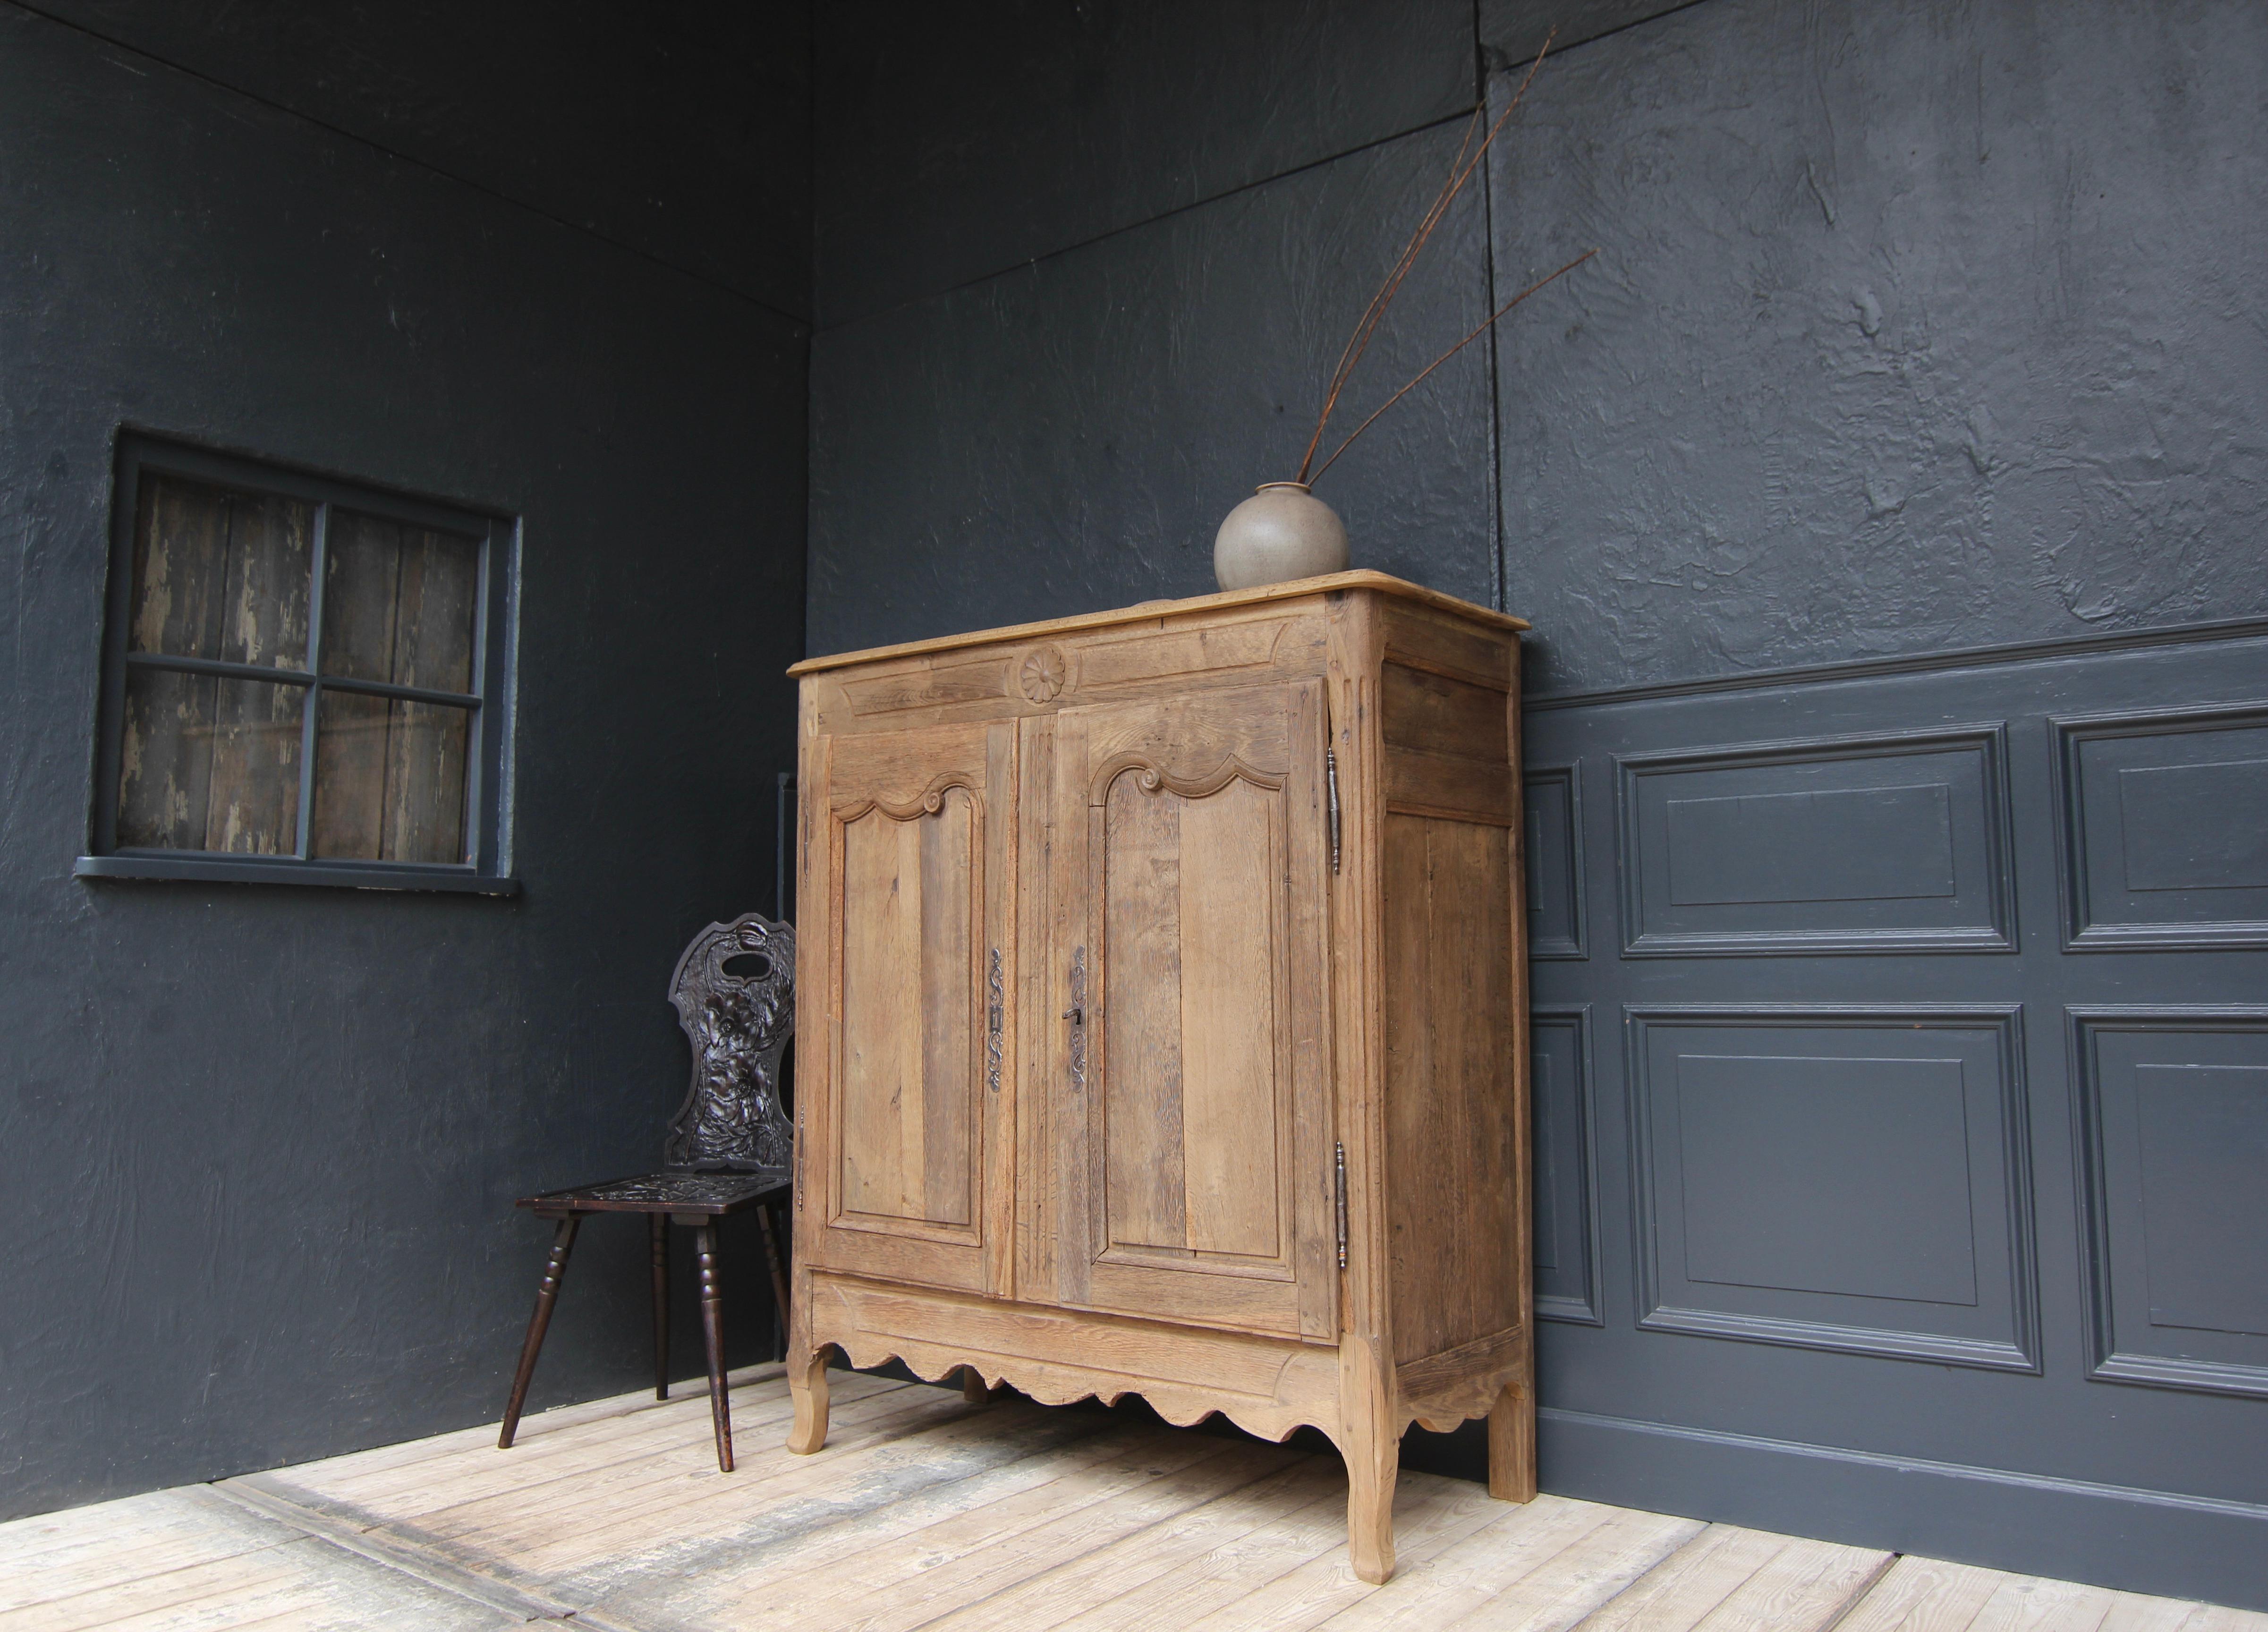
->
[[1213, 482, 1349, 592]]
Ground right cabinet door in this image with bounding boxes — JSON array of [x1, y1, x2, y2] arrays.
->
[[1050, 679, 1338, 1340]]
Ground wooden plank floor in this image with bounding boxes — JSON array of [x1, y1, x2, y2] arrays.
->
[[3, 1365, 2260, 1632]]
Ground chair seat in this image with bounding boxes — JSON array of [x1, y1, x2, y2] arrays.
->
[[519, 1171, 786, 1216]]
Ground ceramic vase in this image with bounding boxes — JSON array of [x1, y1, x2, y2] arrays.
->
[[1212, 482, 1349, 592]]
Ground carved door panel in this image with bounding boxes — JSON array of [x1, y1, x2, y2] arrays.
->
[[1049, 680, 1337, 1339], [806, 720, 1014, 1296]]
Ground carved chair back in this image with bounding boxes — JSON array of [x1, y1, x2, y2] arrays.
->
[[663, 913, 796, 1174]]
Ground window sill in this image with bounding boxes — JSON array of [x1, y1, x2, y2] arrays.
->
[[74, 854, 521, 896]]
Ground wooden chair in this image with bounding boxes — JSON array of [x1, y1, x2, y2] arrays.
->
[[498, 912, 795, 1473]]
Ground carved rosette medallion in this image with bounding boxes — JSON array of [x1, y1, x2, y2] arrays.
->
[[1017, 644, 1068, 704]]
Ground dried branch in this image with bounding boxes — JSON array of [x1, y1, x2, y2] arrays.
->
[[1297, 107, 1483, 480], [1308, 249, 1598, 485], [1295, 28, 1559, 485]]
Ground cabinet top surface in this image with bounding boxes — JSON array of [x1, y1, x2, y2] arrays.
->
[[788, 570, 1529, 677]]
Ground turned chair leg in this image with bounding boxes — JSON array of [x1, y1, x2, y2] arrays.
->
[[500, 1215, 581, 1449], [650, 1214, 671, 1401], [695, 1220, 734, 1472], [755, 1200, 790, 1363]]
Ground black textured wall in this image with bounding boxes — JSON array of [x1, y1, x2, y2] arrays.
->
[[1489, 0, 2268, 694], [0, 2, 809, 1517], [809, 0, 2268, 671], [805, 0, 2268, 1606]]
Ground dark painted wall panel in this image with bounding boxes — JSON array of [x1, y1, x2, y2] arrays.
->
[[1523, 765, 1587, 959], [2075, 1010, 2268, 1398], [1529, 1008, 1600, 1324], [813, 0, 1473, 327], [1676, 1054, 1975, 1303], [808, 120, 1497, 658], [0, 5, 807, 1516], [1524, 631, 2268, 1579], [2132, 1066, 2267, 1333], [1630, 1008, 2033, 1369], [1490, 0, 2268, 695], [2056, 705, 2268, 949], [25, 0, 813, 317], [1617, 727, 2014, 954], [1666, 785, 1954, 906]]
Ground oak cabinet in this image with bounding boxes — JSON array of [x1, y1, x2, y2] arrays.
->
[[787, 572, 1534, 1583]]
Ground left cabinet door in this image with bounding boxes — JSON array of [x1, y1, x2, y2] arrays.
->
[[800, 720, 1016, 1296]]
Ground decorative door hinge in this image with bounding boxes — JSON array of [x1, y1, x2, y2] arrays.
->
[[1064, 945, 1087, 1092], [1334, 1141, 1348, 1270], [794, 1100, 806, 1212], [1325, 749, 1342, 875], [986, 947, 1004, 1093]]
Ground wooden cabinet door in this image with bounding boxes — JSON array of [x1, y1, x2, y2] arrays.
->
[[802, 721, 1014, 1296], [1047, 680, 1337, 1339]]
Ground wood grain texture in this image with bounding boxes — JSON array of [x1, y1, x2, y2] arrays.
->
[[918, 789, 977, 1226], [6, 1380, 2242, 1632], [1574, 1523, 1890, 1632], [1488, 1381, 1538, 1504], [809, 609, 1336, 740], [116, 666, 218, 850], [1383, 813, 1522, 1366], [204, 493, 314, 854], [1383, 662, 1507, 759], [1102, 776, 1188, 1252], [1066, 679, 1318, 1339], [308, 512, 479, 864], [1376, 596, 1517, 690], [127, 475, 233, 661], [805, 1270, 1342, 1447], [840, 803, 933, 1219], [117, 477, 314, 855], [792, 578, 1529, 1579], [0, 1487, 521, 1630], [805, 719, 1007, 1302], [790, 570, 1527, 676], [1176, 776, 1281, 1260], [1383, 743, 1516, 824]]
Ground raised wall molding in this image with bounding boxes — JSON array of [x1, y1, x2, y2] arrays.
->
[[1624, 1003, 2038, 1372], [1531, 1005, 1601, 1325], [2070, 1006, 2268, 1399], [1615, 724, 2017, 957], [1524, 764, 1587, 960], [2052, 702, 2268, 952]]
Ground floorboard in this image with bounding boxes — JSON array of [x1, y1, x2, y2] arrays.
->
[[0, 1373, 2255, 1632]]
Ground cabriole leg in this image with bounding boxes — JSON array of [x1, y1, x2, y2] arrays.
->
[[499, 1214, 580, 1450], [693, 1219, 733, 1472], [786, 1345, 831, 1454], [1488, 1379, 1537, 1503], [1339, 1336, 1399, 1584]]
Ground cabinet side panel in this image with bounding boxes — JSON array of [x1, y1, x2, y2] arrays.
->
[[1383, 811, 1523, 1367]]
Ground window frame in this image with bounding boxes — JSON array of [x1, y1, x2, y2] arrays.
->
[[76, 433, 520, 895]]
